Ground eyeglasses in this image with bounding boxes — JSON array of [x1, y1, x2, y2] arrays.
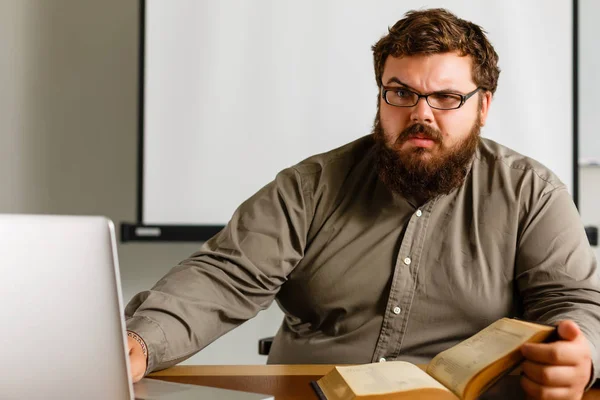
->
[[381, 86, 482, 110]]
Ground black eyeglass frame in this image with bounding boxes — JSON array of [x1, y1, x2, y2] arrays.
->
[[381, 86, 483, 110]]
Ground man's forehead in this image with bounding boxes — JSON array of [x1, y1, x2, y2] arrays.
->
[[382, 53, 474, 89]]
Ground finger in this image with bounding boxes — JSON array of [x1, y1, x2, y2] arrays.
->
[[521, 360, 578, 387], [557, 320, 582, 342], [521, 374, 572, 400], [521, 341, 585, 366]]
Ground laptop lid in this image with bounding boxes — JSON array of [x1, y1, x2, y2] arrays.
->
[[0, 214, 134, 400]]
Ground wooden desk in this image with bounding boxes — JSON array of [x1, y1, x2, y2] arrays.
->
[[150, 365, 329, 399], [149, 365, 600, 400]]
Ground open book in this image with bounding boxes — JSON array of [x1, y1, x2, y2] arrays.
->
[[311, 318, 556, 400]]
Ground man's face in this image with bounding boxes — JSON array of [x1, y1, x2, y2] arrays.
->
[[374, 52, 492, 199], [378, 52, 491, 162]]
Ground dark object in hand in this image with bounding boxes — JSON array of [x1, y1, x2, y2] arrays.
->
[[585, 226, 598, 246]]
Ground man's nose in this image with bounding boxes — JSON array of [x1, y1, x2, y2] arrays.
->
[[410, 97, 434, 124]]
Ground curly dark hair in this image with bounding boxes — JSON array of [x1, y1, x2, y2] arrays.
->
[[372, 8, 500, 95]]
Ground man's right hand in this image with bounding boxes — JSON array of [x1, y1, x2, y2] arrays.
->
[[127, 335, 148, 383]]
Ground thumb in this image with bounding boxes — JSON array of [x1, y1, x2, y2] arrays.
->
[[557, 320, 581, 341]]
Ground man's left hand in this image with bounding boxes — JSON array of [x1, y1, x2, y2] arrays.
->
[[520, 320, 593, 400]]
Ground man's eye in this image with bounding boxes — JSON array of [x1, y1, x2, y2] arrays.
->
[[431, 93, 461, 104], [395, 89, 410, 97]]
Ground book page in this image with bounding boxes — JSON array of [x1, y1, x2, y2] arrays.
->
[[426, 318, 542, 397], [336, 361, 450, 396]]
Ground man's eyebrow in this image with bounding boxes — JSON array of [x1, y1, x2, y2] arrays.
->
[[385, 77, 415, 90], [384, 77, 463, 93]]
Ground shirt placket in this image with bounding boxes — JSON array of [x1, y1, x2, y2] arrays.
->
[[371, 199, 436, 363]]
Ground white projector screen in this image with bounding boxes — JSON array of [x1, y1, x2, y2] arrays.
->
[[141, 0, 574, 233]]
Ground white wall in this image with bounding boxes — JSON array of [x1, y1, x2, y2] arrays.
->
[[580, 0, 600, 162], [0, 0, 282, 365]]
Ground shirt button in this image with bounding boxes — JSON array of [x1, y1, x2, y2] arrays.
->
[[379, 357, 386, 362], [393, 306, 401, 315], [416, 210, 423, 217], [403, 257, 411, 265]]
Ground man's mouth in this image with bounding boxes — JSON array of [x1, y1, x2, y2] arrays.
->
[[412, 134, 433, 140], [394, 123, 442, 149], [405, 134, 437, 148]]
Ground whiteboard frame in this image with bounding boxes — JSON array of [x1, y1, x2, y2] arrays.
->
[[121, 0, 579, 242]]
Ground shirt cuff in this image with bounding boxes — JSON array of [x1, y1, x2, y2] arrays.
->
[[126, 315, 168, 376]]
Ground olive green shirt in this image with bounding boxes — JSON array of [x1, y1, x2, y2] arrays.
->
[[125, 135, 600, 382]]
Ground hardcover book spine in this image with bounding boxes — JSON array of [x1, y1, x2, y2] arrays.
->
[[310, 381, 328, 400]]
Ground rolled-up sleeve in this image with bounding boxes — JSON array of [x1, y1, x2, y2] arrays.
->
[[125, 167, 312, 373], [516, 186, 600, 386]]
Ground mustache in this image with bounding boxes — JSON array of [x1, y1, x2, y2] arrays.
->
[[396, 123, 442, 145]]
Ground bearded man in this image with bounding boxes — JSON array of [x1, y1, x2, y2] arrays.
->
[[125, 8, 600, 399]]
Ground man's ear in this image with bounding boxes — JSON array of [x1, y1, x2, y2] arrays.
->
[[479, 91, 492, 126]]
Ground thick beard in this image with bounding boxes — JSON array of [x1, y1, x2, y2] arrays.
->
[[374, 113, 481, 201]]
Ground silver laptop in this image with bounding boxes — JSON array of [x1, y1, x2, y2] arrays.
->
[[0, 214, 272, 400]]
